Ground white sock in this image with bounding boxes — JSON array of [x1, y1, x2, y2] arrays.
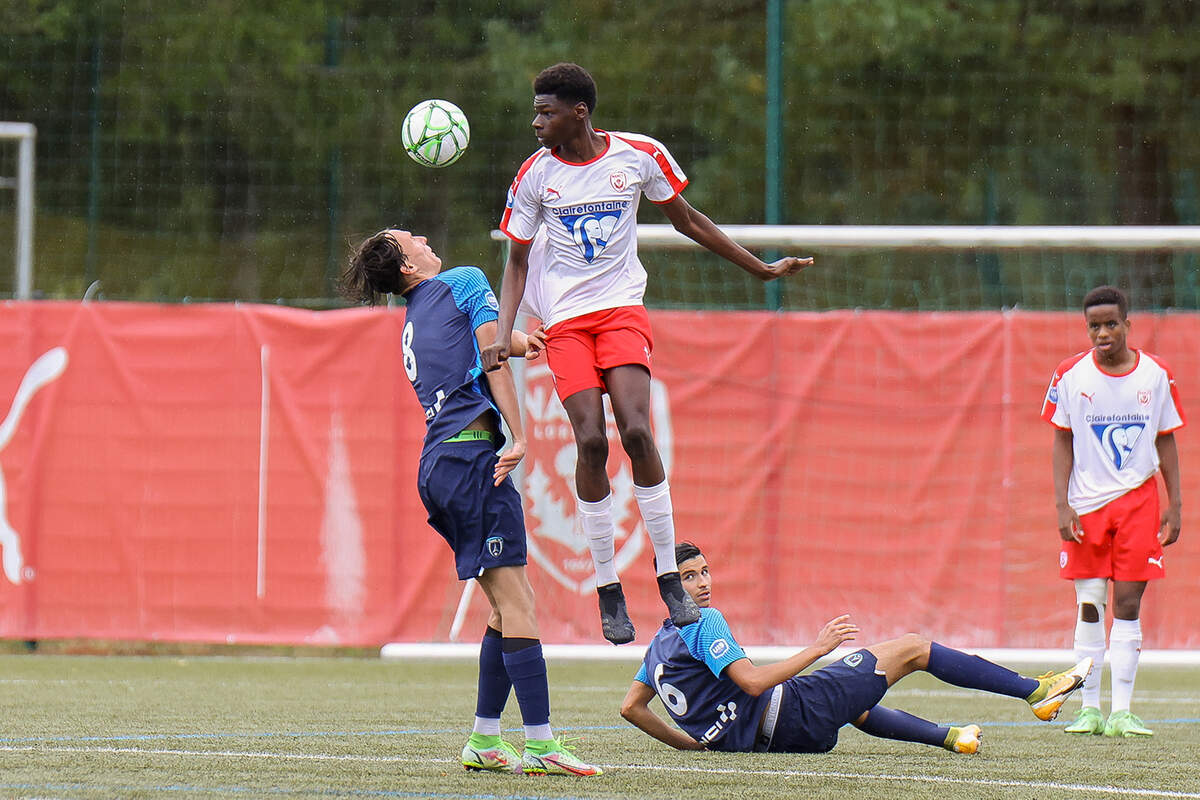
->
[[1073, 616, 1106, 709], [524, 723, 554, 742], [1109, 617, 1142, 714], [473, 716, 501, 736], [633, 480, 676, 576], [576, 494, 619, 587]]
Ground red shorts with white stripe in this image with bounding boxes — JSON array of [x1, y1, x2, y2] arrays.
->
[[543, 305, 654, 402], [1059, 478, 1165, 581]]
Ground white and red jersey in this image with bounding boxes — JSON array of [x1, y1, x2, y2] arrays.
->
[[1041, 349, 1185, 514], [500, 130, 688, 328]]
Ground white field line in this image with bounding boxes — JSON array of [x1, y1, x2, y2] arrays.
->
[[1, 745, 1198, 799]]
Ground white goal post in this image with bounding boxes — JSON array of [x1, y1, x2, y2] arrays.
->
[[0, 122, 35, 300]]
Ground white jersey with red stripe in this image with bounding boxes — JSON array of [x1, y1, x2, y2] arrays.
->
[[500, 130, 688, 328], [1041, 349, 1185, 514]]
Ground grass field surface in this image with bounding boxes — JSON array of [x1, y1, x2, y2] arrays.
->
[[1, 654, 1197, 799]]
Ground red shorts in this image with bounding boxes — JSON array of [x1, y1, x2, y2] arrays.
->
[[1059, 479, 1164, 582], [543, 305, 654, 401]]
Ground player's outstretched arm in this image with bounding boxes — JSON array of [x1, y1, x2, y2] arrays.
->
[[658, 195, 813, 281], [476, 321, 526, 485], [1156, 432, 1182, 546], [619, 681, 705, 750], [1052, 428, 1082, 542], [481, 240, 532, 372], [724, 615, 859, 697]]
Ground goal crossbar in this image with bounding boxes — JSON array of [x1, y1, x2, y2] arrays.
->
[[492, 225, 1200, 251]]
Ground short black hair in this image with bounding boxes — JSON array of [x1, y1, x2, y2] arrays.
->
[[675, 541, 703, 567], [1083, 285, 1128, 319], [533, 62, 597, 114], [340, 229, 405, 306]]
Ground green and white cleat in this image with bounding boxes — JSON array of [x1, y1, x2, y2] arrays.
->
[[521, 738, 603, 776], [1104, 710, 1154, 738], [1027, 657, 1093, 721], [1064, 706, 1105, 735], [461, 733, 522, 773]]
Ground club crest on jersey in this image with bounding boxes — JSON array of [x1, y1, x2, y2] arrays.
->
[[1090, 422, 1145, 469], [486, 537, 504, 557], [1138, 390, 1151, 406], [520, 362, 673, 595], [609, 170, 628, 192], [843, 652, 864, 668]]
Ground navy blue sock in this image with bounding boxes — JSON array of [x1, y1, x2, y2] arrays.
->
[[927, 642, 1038, 699], [502, 639, 551, 727], [856, 705, 949, 747], [474, 626, 511, 719]]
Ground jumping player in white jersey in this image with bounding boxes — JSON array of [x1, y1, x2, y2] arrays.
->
[[620, 542, 1092, 755], [481, 62, 813, 644], [1041, 285, 1184, 739]]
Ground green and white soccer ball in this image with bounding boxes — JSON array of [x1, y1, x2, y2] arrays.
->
[[401, 99, 470, 168]]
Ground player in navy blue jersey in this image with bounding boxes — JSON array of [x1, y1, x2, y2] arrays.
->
[[342, 229, 600, 777], [620, 542, 1093, 755]]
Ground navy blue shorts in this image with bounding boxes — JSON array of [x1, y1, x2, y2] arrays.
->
[[769, 649, 889, 753], [417, 441, 527, 580]]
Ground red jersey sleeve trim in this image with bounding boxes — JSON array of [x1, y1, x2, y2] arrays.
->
[[1040, 350, 1090, 423], [1143, 351, 1187, 427], [499, 150, 548, 240], [649, 179, 690, 205], [610, 132, 688, 196]]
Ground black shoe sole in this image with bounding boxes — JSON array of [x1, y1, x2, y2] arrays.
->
[[597, 582, 636, 644], [657, 572, 701, 626]]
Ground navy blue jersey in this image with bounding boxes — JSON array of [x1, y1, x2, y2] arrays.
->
[[401, 266, 501, 456], [634, 607, 771, 752]]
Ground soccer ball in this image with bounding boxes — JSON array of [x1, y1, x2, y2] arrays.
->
[[401, 99, 470, 168]]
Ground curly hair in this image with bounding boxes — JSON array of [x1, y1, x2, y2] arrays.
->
[[533, 62, 597, 114], [340, 229, 406, 306], [1083, 285, 1129, 319]]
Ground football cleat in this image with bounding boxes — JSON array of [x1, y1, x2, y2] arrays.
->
[[945, 724, 982, 754], [597, 582, 636, 645], [1064, 706, 1105, 735], [1028, 657, 1093, 721], [1104, 710, 1154, 738], [657, 571, 701, 627], [521, 738, 603, 776], [461, 734, 522, 773]]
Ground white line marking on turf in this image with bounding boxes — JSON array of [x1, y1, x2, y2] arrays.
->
[[2, 745, 1198, 798]]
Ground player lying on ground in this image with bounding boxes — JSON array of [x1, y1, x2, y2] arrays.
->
[[620, 542, 1092, 754], [342, 229, 600, 777]]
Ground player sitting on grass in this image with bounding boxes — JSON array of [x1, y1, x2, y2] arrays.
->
[[620, 542, 1092, 754], [342, 229, 600, 777]]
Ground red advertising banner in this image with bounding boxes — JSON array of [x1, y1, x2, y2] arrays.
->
[[0, 302, 1195, 648]]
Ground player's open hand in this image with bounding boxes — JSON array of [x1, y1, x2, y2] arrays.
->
[[762, 256, 813, 280], [493, 438, 526, 486], [525, 326, 547, 361], [1057, 504, 1083, 543], [1159, 504, 1182, 546], [480, 341, 510, 372], [814, 614, 859, 655]]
